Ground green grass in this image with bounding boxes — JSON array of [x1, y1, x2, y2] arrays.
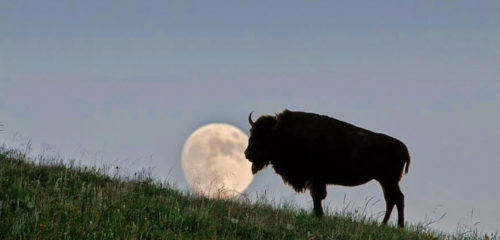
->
[[0, 147, 496, 240]]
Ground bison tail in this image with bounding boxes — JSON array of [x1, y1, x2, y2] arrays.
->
[[404, 156, 410, 175], [403, 147, 410, 175]]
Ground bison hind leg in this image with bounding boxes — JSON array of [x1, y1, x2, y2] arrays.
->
[[380, 181, 405, 227]]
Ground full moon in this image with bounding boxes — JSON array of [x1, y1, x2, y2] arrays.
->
[[181, 123, 254, 198]]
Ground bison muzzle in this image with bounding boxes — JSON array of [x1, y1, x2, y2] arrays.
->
[[245, 109, 410, 227]]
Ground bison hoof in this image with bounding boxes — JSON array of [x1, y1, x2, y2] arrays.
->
[[314, 210, 324, 218]]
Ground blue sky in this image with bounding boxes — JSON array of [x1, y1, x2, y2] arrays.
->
[[1, 0, 499, 233]]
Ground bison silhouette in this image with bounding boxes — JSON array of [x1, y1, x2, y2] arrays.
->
[[245, 109, 410, 227]]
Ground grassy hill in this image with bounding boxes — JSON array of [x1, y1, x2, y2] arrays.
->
[[0, 147, 495, 239]]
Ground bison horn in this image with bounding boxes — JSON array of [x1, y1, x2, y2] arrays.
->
[[248, 112, 255, 126]]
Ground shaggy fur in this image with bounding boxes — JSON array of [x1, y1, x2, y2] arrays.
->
[[245, 109, 410, 227]]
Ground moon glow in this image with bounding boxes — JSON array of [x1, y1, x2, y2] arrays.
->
[[181, 123, 254, 198]]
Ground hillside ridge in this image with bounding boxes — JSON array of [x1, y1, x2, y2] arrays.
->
[[0, 147, 493, 239]]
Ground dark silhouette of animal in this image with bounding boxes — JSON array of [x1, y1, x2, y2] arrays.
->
[[244, 109, 410, 227]]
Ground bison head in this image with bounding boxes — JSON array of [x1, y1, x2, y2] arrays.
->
[[244, 112, 279, 174]]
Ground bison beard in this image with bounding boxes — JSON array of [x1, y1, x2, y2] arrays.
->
[[244, 109, 411, 227]]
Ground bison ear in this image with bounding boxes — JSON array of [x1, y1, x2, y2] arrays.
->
[[272, 114, 280, 131]]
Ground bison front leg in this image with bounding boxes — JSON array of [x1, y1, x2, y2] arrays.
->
[[309, 182, 327, 217]]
